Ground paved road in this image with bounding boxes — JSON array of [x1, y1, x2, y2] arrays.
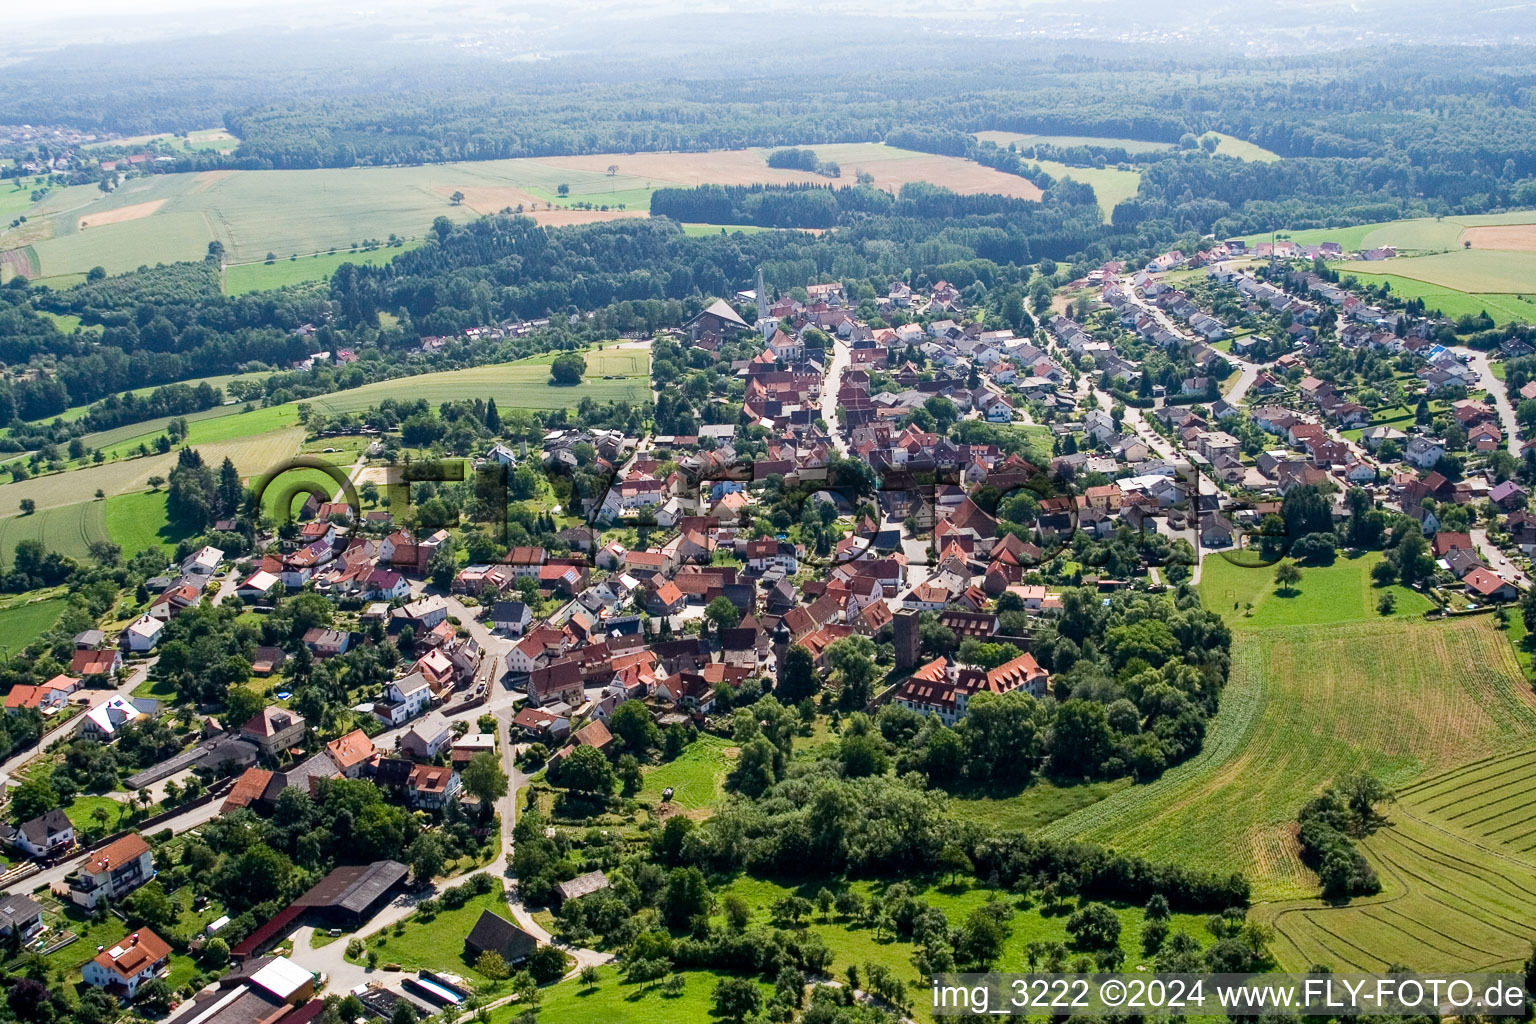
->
[[820, 337, 851, 457], [0, 656, 161, 786]]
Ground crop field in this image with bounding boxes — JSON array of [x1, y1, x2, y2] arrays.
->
[[0, 501, 109, 561], [1040, 614, 1536, 903], [0, 597, 68, 654], [223, 241, 422, 294], [638, 735, 734, 811], [1340, 248, 1536, 295], [1258, 748, 1536, 971], [1198, 549, 1432, 627], [6, 143, 1043, 283]]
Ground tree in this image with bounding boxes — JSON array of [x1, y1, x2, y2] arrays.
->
[[550, 352, 586, 386], [450, 190, 465, 205], [580, 965, 600, 989], [663, 866, 711, 928], [1065, 902, 1122, 951], [712, 977, 763, 1023], [937, 843, 973, 884], [476, 950, 510, 980], [557, 183, 571, 197], [10, 777, 56, 821], [609, 700, 659, 752], [17, 499, 33, 515], [462, 751, 509, 807], [409, 833, 446, 880], [1274, 561, 1302, 594], [560, 744, 613, 797], [221, 685, 266, 730], [824, 634, 877, 707], [776, 643, 818, 703], [705, 596, 742, 633], [146, 475, 166, 491]]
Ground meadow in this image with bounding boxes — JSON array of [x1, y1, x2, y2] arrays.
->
[[0, 596, 68, 654], [223, 241, 423, 294], [488, 968, 772, 1024], [103, 489, 197, 556], [1197, 550, 1432, 627], [305, 348, 651, 416], [8, 143, 1045, 283], [25, 370, 270, 426], [1032, 161, 1142, 223], [1334, 274, 1536, 324], [637, 734, 734, 811]]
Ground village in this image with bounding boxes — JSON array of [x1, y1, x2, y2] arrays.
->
[[0, 239, 1530, 1023]]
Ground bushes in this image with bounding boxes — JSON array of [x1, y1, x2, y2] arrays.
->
[[1295, 775, 1388, 899]]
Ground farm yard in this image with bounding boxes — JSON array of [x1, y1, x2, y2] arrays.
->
[[3, 143, 1044, 285]]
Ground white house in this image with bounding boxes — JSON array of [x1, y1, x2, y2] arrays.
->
[[400, 710, 453, 760], [181, 546, 224, 576], [376, 672, 433, 726], [81, 928, 170, 997], [80, 696, 148, 740], [123, 615, 164, 653], [236, 570, 281, 602]]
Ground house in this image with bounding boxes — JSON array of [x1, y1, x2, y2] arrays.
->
[[71, 647, 122, 678], [647, 581, 687, 617], [241, 707, 307, 756], [489, 601, 532, 636], [1404, 438, 1446, 469], [375, 673, 433, 726], [1, 808, 74, 859], [123, 615, 164, 653], [68, 832, 156, 909], [81, 927, 171, 1000], [464, 910, 540, 966], [80, 696, 149, 740], [407, 763, 461, 810], [1490, 480, 1528, 511], [552, 870, 610, 908], [326, 729, 377, 778], [181, 545, 224, 576], [302, 628, 352, 658], [0, 894, 43, 941], [4, 674, 78, 714], [236, 570, 281, 602], [1464, 566, 1519, 603], [400, 710, 453, 760], [1200, 514, 1235, 548]]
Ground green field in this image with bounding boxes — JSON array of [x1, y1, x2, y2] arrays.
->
[[1207, 133, 1283, 162], [973, 130, 1175, 154], [1338, 248, 1536, 296], [223, 241, 423, 294], [104, 490, 197, 556], [638, 735, 734, 810], [26, 371, 271, 426], [306, 347, 652, 416], [0, 501, 110, 561], [1198, 550, 1432, 627], [83, 128, 240, 154], [349, 880, 514, 987], [489, 967, 771, 1024], [1033, 161, 1142, 223], [0, 597, 68, 653], [712, 876, 1212, 1021], [948, 777, 1134, 832], [1259, 748, 1536, 971], [679, 223, 773, 236]]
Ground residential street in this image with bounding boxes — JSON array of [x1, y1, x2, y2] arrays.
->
[[1454, 346, 1521, 456]]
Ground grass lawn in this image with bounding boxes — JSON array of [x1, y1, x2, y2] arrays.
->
[[1198, 549, 1431, 627], [0, 596, 69, 654], [638, 735, 734, 811], [489, 967, 772, 1024], [349, 879, 512, 988], [62, 793, 130, 833], [103, 489, 198, 557]]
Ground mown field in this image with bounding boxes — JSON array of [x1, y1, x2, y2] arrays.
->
[[1033, 161, 1142, 223], [25, 370, 270, 426], [1040, 611, 1536, 904], [1334, 274, 1536, 325], [637, 734, 734, 811], [0, 500, 109, 561], [1257, 748, 1536, 971], [7, 143, 1043, 282], [487, 968, 771, 1024], [103, 490, 197, 556], [223, 241, 423, 295]]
